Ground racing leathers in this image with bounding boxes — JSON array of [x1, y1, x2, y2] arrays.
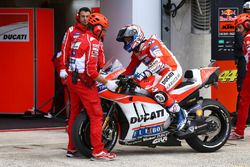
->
[[124, 35, 182, 107], [66, 31, 106, 154], [234, 31, 250, 137], [123, 35, 186, 130]]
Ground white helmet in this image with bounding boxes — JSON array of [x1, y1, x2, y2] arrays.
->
[[116, 24, 145, 53], [243, 1, 250, 12]]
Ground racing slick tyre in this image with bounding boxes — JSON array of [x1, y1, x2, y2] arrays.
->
[[72, 112, 118, 158], [185, 99, 231, 152]]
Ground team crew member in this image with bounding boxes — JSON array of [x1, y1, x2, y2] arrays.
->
[[66, 13, 118, 160], [233, 2, 250, 125], [229, 13, 250, 140], [59, 7, 91, 78], [116, 24, 187, 131], [59, 7, 106, 78], [57, 7, 91, 123]]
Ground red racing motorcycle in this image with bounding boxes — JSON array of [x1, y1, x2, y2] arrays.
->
[[72, 60, 231, 157]]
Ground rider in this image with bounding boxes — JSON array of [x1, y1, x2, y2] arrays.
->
[[116, 24, 187, 131], [229, 13, 250, 140]]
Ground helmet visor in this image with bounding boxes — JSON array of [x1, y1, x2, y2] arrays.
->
[[116, 29, 126, 42]]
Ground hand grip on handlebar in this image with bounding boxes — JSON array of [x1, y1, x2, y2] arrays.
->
[[116, 75, 141, 93]]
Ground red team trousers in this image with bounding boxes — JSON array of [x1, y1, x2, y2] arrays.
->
[[66, 77, 104, 154]]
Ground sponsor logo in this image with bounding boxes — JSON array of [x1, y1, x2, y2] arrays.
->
[[151, 45, 159, 51], [132, 124, 163, 138], [151, 47, 163, 57], [73, 32, 81, 38], [91, 51, 98, 57], [142, 136, 156, 141], [74, 32, 81, 35], [72, 42, 81, 49], [166, 73, 180, 89], [219, 9, 237, 21], [3, 34, 27, 40], [0, 14, 29, 42], [219, 22, 235, 33], [142, 57, 151, 64], [221, 24, 234, 30], [71, 51, 76, 56], [123, 139, 142, 145], [218, 8, 238, 37], [160, 72, 174, 85], [97, 84, 107, 93], [130, 109, 164, 124], [152, 136, 168, 144], [91, 44, 99, 57]]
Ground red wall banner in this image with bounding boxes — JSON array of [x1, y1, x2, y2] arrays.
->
[[36, 8, 54, 113], [212, 60, 238, 113], [0, 8, 54, 114], [0, 9, 34, 113]]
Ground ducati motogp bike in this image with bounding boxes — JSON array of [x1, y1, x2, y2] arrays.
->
[[72, 60, 231, 157]]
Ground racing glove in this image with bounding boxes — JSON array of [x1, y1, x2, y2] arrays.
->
[[106, 80, 119, 92], [134, 58, 166, 81], [59, 69, 68, 79]]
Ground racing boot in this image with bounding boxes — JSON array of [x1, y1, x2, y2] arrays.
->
[[177, 108, 187, 131], [167, 101, 187, 131]]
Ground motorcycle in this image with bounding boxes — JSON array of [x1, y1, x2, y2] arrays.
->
[[72, 60, 231, 158]]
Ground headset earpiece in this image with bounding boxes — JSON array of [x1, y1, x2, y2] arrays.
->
[[244, 21, 250, 29], [93, 25, 103, 36], [75, 13, 80, 22]]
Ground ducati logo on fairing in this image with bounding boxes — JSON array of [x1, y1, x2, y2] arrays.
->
[[130, 109, 164, 124]]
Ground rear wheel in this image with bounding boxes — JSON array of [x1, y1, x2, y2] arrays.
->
[[72, 112, 118, 157], [185, 99, 231, 152]]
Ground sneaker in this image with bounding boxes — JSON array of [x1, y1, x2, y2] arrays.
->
[[177, 108, 187, 131], [66, 150, 78, 158], [228, 131, 244, 140], [44, 112, 53, 118], [92, 151, 116, 161]]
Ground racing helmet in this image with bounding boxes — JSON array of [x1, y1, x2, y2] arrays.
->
[[88, 13, 109, 38], [243, 1, 250, 12], [116, 24, 145, 53], [88, 13, 109, 28], [234, 13, 250, 29]]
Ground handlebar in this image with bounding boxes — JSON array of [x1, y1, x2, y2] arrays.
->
[[116, 75, 141, 93]]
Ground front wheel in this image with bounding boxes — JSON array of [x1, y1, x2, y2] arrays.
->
[[72, 112, 119, 157], [185, 99, 231, 152]]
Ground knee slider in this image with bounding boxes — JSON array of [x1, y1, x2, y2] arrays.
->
[[153, 91, 168, 104]]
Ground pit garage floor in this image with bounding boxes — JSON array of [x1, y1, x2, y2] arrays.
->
[[0, 127, 250, 167]]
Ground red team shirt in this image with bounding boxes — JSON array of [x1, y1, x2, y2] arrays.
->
[[59, 22, 105, 72]]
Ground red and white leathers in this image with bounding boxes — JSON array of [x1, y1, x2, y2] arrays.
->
[[234, 31, 250, 136], [66, 31, 105, 154], [59, 22, 105, 71], [124, 35, 182, 107]]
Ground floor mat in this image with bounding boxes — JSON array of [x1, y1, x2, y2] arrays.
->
[[0, 114, 66, 130]]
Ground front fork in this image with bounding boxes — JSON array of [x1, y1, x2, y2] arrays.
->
[[102, 102, 116, 132], [102, 86, 123, 131]]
